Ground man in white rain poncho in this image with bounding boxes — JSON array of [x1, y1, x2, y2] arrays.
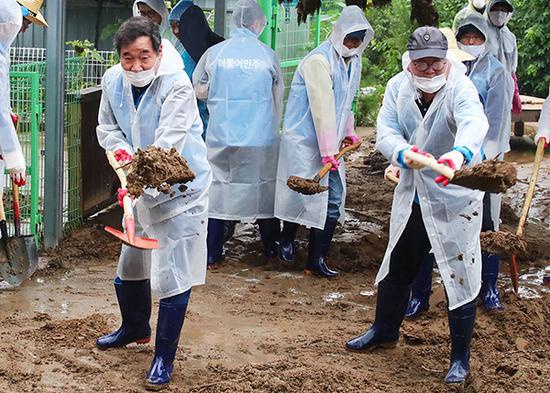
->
[[95, 17, 211, 391], [453, 0, 487, 30], [406, 16, 512, 319], [192, 0, 284, 266], [485, 0, 521, 113], [133, 0, 171, 41], [1, 0, 47, 191], [274, 6, 373, 279], [346, 27, 489, 385]]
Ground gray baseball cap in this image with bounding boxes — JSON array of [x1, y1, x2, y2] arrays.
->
[[407, 26, 448, 61]]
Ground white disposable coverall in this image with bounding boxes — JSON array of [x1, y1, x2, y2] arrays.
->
[[376, 57, 489, 311], [0, 0, 26, 189], [96, 39, 212, 299], [535, 87, 550, 144], [274, 6, 373, 229], [192, 0, 284, 221]]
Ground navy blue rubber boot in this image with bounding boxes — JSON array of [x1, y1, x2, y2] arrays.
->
[[305, 219, 339, 279], [346, 279, 410, 352], [207, 218, 226, 266], [405, 254, 434, 318], [257, 218, 280, 259], [479, 253, 504, 312], [278, 221, 299, 264], [445, 300, 476, 384], [145, 290, 191, 391], [96, 277, 151, 349], [223, 220, 237, 243]]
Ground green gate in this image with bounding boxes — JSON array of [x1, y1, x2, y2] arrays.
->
[[5, 71, 42, 244]]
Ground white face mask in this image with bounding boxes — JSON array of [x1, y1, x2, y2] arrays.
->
[[412, 74, 447, 94], [341, 46, 359, 58], [489, 10, 511, 27], [472, 0, 486, 10], [458, 42, 485, 58], [123, 65, 157, 87]]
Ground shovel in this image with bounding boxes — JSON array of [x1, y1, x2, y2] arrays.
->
[[404, 150, 517, 193], [287, 141, 362, 195], [104, 151, 159, 250], [0, 184, 39, 288]]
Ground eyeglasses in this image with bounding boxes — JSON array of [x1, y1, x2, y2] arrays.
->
[[139, 10, 158, 19], [412, 59, 447, 72]]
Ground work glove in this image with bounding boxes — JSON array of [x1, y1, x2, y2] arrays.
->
[[535, 131, 550, 148], [322, 155, 340, 171], [384, 164, 400, 183], [114, 148, 133, 166], [512, 73, 522, 114], [9, 168, 26, 187], [435, 150, 465, 186], [343, 135, 360, 147], [117, 188, 132, 208]]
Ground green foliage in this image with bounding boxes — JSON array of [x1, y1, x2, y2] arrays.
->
[[509, 0, 550, 97], [65, 40, 106, 63], [432, 0, 466, 28]]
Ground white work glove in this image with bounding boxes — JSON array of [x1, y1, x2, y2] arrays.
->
[[435, 150, 465, 186], [535, 130, 550, 148], [8, 167, 26, 187], [384, 164, 400, 183]]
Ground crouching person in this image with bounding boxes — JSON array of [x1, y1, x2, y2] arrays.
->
[[95, 17, 212, 390], [346, 27, 488, 384]]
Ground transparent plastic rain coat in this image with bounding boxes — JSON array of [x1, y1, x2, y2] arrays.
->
[[456, 12, 511, 230], [452, 1, 485, 31], [0, 0, 25, 189], [274, 6, 374, 229], [192, 0, 284, 221], [484, 0, 517, 75], [376, 58, 489, 311], [96, 42, 212, 299], [536, 87, 550, 143], [133, 0, 177, 45]]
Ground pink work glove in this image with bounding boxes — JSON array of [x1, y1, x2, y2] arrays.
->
[[114, 148, 133, 165], [117, 188, 132, 208], [512, 73, 522, 114], [435, 151, 464, 186], [8, 112, 26, 187], [322, 156, 340, 171], [343, 135, 360, 147]]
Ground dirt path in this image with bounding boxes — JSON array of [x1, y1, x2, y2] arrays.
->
[[0, 128, 549, 392]]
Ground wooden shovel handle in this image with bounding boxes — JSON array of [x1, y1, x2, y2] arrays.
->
[[318, 141, 362, 179], [106, 151, 133, 219], [12, 182, 21, 237], [0, 188, 5, 222], [516, 139, 546, 237], [404, 150, 455, 180], [386, 173, 400, 184]]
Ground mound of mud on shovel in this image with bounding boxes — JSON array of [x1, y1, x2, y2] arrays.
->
[[127, 147, 195, 198], [287, 176, 328, 195], [452, 159, 517, 193], [480, 231, 528, 257]]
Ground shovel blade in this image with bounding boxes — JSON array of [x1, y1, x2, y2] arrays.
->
[[104, 226, 160, 250], [287, 176, 329, 195], [0, 236, 39, 289]]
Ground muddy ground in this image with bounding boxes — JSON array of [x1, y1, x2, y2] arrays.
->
[[0, 128, 549, 392]]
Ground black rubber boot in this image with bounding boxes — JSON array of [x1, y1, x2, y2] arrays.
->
[[405, 254, 434, 318], [278, 221, 299, 264], [345, 279, 410, 352], [479, 253, 504, 312], [305, 219, 339, 279], [96, 277, 151, 349], [257, 218, 280, 259], [207, 218, 226, 266], [145, 290, 191, 391], [444, 300, 476, 384]]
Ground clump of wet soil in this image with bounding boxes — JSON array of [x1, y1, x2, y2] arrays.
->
[[453, 159, 518, 193], [287, 176, 327, 195], [127, 146, 195, 198], [481, 231, 528, 257]]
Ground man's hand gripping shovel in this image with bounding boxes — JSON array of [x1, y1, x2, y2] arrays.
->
[[104, 151, 159, 250]]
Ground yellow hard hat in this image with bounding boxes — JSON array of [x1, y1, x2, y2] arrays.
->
[[17, 0, 48, 27]]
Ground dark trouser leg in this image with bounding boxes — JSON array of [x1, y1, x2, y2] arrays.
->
[[207, 218, 226, 266], [480, 193, 503, 311], [146, 289, 191, 391], [444, 300, 476, 384], [279, 221, 300, 263], [257, 218, 280, 259], [346, 203, 432, 351], [96, 277, 152, 349]]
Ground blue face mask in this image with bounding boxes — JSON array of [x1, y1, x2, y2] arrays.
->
[[20, 6, 30, 18]]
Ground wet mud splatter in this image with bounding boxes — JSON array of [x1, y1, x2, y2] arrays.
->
[[287, 176, 327, 195], [453, 159, 518, 193], [481, 231, 528, 257]]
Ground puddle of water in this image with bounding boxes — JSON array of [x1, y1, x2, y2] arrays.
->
[[60, 302, 69, 314], [359, 290, 375, 297], [503, 266, 550, 299]]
